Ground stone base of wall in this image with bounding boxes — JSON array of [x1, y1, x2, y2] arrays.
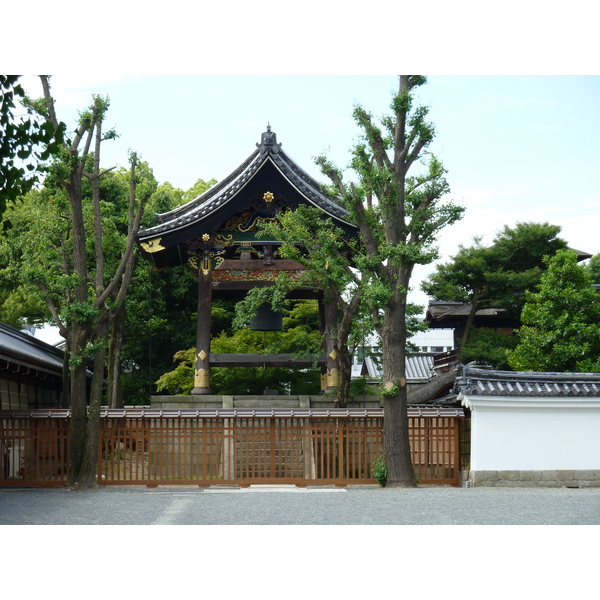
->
[[462, 469, 600, 488], [150, 395, 383, 410]]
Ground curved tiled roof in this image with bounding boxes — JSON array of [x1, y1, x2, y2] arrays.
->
[[0, 322, 64, 374], [354, 354, 435, 382], [137, 127, 354, 241], [455, 366, 600, 397]]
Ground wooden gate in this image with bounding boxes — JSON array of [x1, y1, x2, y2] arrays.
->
[[1, 407, 466, 487]]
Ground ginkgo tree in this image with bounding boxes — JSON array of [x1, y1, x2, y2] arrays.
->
[[16, 76, 150, 487], [314, 76, 464, 487]]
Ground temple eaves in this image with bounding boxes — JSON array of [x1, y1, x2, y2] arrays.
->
[[134, 126, 358, 272], [136, 126, 356, 246]]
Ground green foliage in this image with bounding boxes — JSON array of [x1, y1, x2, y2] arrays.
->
[[422, 222, 566, 310], [66, 302, 99, 325], [372, 455, 387, 487], [586, 253, 600, 284], [461, 327, 518, 370], [119, 264, 200, 403], [0, 75, 65, 218], [316, 77, 464, 336], [380, 381, 400, 397], [156, 300, 323, 396], [508, 250, 600, 372], [181, 177, 218, 205], [421, 222, 568, 361], [155, 347, 197, 395]]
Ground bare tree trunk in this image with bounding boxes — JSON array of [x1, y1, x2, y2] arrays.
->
[[407, 367, 458, 404], [336, 348, 352, 408], [459, 296, 484, 357], [107, 302, 125, 408], [381, 283, 417, 487], [334, 290, 361, 408], [61, 345, 71, 409], [69, 355, 89, 481], [76, 326, 108, 487]]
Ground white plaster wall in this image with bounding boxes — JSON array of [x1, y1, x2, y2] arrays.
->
[[463, 396, 600, 471], [409, 328, 454, 351]]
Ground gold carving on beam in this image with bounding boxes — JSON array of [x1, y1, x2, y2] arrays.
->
[[140, 237, 165, 253], [194, 368, 209, 388], [263, 191, 274, 202], [215, 233, 234, 247], [198, 350, 207, 361], [202, 233, 211, 242], [238, 216, 276, 233]]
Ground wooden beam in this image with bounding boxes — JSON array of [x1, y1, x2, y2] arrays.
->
[[211, 281, 322, 299], [215, 259, 307, 271], [210, 353, 326, 368]]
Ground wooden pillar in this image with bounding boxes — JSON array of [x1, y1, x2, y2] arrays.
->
[[192, 260, 212, 395], [320, 297, 340, 393]]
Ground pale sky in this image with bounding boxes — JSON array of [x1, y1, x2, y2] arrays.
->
[[8, 3, 600, 317], [16, 74, 600, 315]]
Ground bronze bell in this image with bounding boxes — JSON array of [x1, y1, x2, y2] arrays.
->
[[250, 303, 283, 331]]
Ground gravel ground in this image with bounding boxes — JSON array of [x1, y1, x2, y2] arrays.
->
[[1, 484, 599, 525]]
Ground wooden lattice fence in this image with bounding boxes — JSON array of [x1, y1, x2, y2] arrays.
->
[[1, 408, 467, 487]]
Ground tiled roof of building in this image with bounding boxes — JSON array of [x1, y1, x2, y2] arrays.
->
[[138, 126, 354, 241], [356, 354, 435, 383], [407, 354, 436, 381], [455, 365, 600, 397], [426, 301, 509, 319], [0, 322, 64, 375]]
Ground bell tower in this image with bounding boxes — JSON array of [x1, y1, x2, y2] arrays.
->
[[137, 126, 357, 395]]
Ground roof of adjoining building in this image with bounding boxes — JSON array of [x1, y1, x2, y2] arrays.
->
[[426, 301, 509, 320], [455, 365, 600, 398], [356, 354, 435, 383], [0, 322, 64, 375]]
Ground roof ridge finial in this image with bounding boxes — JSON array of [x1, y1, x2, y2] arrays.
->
[[257, 123, 281, 154]]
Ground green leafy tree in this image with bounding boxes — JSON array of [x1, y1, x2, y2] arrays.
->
[[18, 76, 149, 487], [238, 202, 430, 405], [181, 177, 218, 205], [508, 249, 600, 372], [120, 262, 201, 404], [460, 328, 518, 370], [314, 76, 464, 487], [0, 75, 65, 219], [421, 222, 567, 366], [586, 253, 600, 284], [234, 204, 364, 406], [0, 161, 163, 408]]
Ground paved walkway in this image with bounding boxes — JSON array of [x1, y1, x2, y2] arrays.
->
[[1, 484, 600, 525]]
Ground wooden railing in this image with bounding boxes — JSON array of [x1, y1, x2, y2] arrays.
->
[[1, 408, 467, 487]]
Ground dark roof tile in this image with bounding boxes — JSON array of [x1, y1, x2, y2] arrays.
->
[[456, 366, 600, 397]]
